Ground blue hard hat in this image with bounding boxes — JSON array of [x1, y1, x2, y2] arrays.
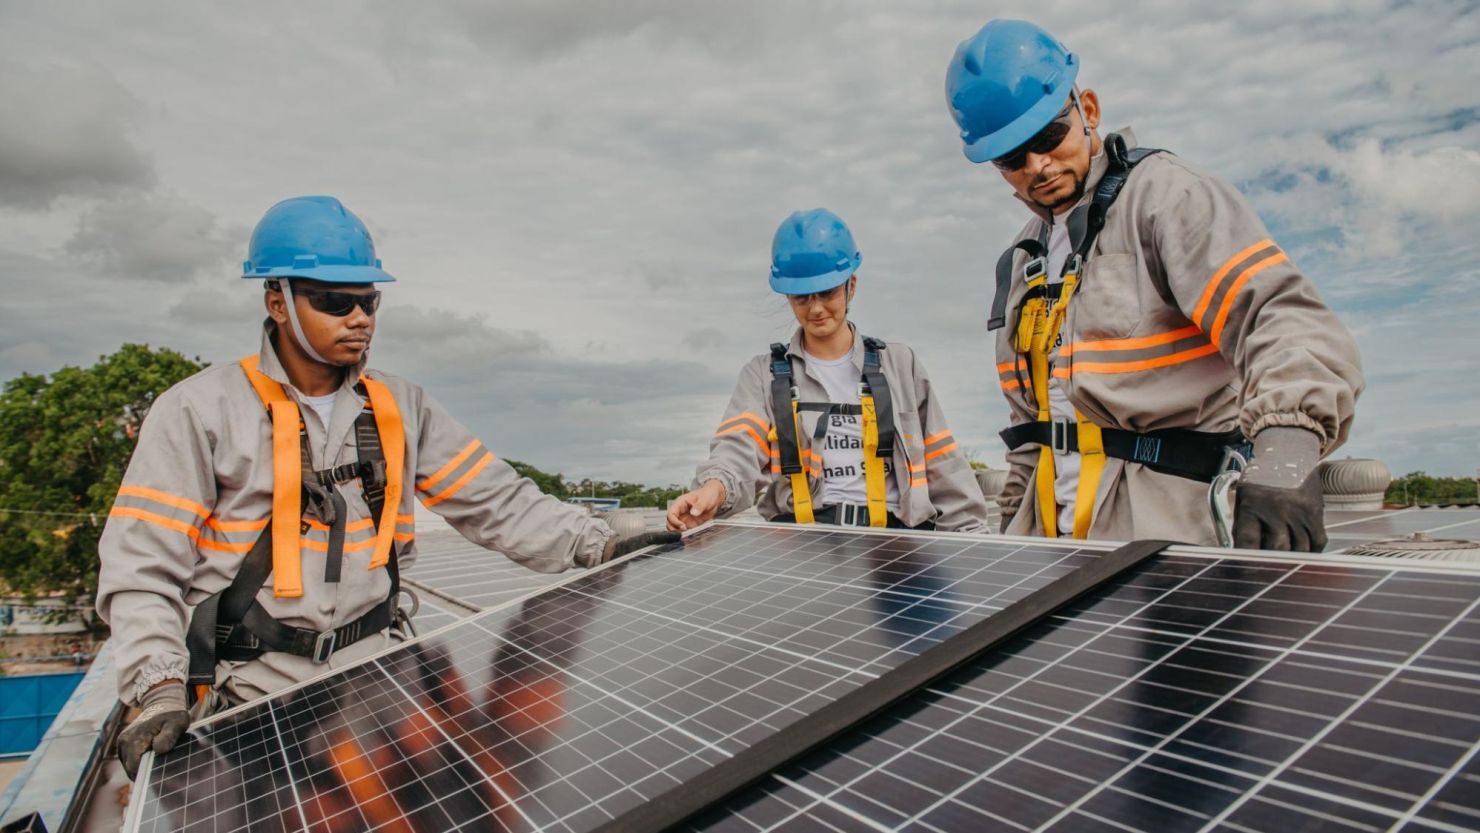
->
[[945, 20, 1079, 164], [769, 208, 861, 295], [242, 196, 395, 283]]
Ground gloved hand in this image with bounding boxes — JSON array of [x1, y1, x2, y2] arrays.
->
[[577, 512, 681, 568], [1234, 427, 1327, 552], [118, 681, 190, 780]]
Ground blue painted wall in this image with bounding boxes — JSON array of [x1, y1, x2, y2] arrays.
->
[[0, 673, 85, 757]]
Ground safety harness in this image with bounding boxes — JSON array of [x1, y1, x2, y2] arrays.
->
[[185, 357, 407, 702], [989, 133, 1250, 538], [768, 337, 895, 527]]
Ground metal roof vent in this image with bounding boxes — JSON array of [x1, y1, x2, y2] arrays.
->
[[975, 468, 1008, 502], [1320, 457, 1392, 511], [1345, 532, 1480, 562]]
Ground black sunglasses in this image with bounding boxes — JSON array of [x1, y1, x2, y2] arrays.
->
[[991, 100, 1078, 172], [296, 288, 382, 317]]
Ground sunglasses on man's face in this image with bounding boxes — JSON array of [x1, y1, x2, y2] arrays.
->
[[991, 101, 1078, 173], [296, 288, 382, 317]]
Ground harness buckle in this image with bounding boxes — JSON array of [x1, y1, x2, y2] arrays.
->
[[1023, 256, 1046, 283], [1050, 418, 1073, 455], [311, 629, 337, 664]]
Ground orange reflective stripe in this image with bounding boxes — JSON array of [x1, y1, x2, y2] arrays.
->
[[718, 423, 768, 453], [416, 439, 479, 494], [108, 506, 201, 540], [205, 516, 268, 533], [421, 451, 493, 508], [718, 412, 768, 431], [116, 486, 210, 520], [268, 399, 303, 598], [995, 361, 1018, 373], [1001, 379, 1025, 392], [197, 537, 255, 555], [924, 442, 958, 461], [1190, 239, 1274, 326], [924, 430, 953, 446], [1065, 342, 1221, 375], [1210, 251, 1289, 347], [910, 477, 928, 487], [392, 532, 415, 543], [908, 462, 926, 473], [361, 375, 405, 570], [1063, 325, 1204, 356]]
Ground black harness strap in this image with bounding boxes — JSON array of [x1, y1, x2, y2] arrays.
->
[[990, 238, 1047, 331], [1000, 422, 1250, 483], [860, 337, 894, 458], [768, 344, 803, 476], [589, 538, 1179, 833]]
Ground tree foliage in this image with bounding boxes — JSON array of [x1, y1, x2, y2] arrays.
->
[[0, 345, 205, 612], [1386, 472, 1480, 506], [504, 460, 685, 509]]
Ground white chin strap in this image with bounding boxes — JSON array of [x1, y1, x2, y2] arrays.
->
[[279, 281, 331, 365]]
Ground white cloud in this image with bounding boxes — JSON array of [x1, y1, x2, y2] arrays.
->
[[66, 191, 239, 282], [0, 60, 154, 208], [0, 1, 1476, 480]]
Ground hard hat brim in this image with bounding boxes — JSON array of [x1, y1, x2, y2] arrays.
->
[[769, 261, 857, 296], [962, 61, 1079, 164], [241, 264, 397, 283]]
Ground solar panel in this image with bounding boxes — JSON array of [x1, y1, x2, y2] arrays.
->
[[123, 522, 1480, 833], [403, 525, 576, 611], [125, 523, 1097, 832], [1324, 508, 1480, 551], [690, 544, 1480, 832]]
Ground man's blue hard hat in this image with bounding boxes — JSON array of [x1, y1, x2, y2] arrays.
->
[[242, 196, 395, 283], [945, 19, 1079, 164], [769, 208, 861, 296]]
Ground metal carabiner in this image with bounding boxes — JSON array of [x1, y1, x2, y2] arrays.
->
[[1208, 447, 1249, 548], [394, 588, 420, 639]]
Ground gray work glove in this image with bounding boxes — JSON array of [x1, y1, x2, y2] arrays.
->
[[1234, 427, 1327, 552], [118, 682, 190, 780], [577, 512, 681, 568]]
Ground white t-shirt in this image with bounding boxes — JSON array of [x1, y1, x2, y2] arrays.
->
[[1044, 212, 1079, 534], [299, 391, 338, 461], [801, 348, 902, 510]]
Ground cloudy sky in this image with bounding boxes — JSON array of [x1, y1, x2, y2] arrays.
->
[[2, 1, 1478, 487]]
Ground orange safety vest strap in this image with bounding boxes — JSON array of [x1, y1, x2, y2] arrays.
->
[[359, 375, 405, 570], [267, 399, 304, 598], [240, 356, 307, 599]]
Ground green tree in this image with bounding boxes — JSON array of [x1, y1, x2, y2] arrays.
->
[[505, 459, 569, 498], [0, 345, 205, 620], [1386, 472, 1480, 506]]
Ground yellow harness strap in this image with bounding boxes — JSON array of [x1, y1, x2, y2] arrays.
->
[[239, 356, 304, 599], [860, 394, 888, 527], [1015, 260, 1106, 539], [359, 375, 404, 571], [1073, 412, 1105, 539], [788, 400, 815, 524]]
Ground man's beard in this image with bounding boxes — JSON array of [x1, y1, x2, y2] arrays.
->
[[1031, 170, 1088, 212]]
